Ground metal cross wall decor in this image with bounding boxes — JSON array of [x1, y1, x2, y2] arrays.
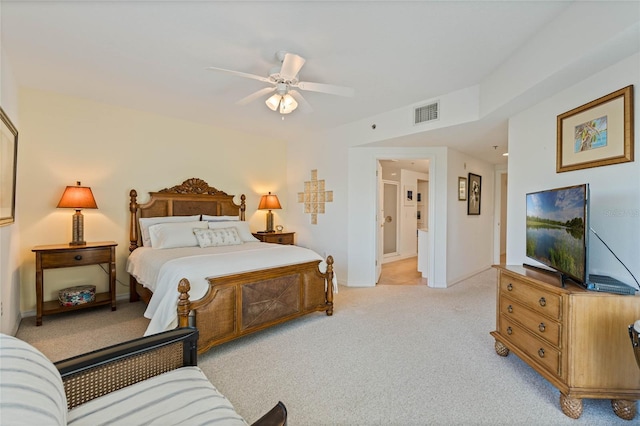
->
[[297, 169, 333, 224]]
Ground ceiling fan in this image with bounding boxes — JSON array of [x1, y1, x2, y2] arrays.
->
[[206, 51, 355, 115]]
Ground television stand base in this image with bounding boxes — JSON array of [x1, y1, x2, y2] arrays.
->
[[522, 263, 573, 288]]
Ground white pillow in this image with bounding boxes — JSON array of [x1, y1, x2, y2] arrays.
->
[[193, 227, 243, 248], [201, 214, 240, 222], [208, 221, 259, 242], [0, 334, 68, 425], [139, 215, 201, 247], [148, 221, 208, 249]]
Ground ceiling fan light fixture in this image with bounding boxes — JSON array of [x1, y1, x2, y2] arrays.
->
[[265, 94, 281, 111], [279, 94, 298, 114]]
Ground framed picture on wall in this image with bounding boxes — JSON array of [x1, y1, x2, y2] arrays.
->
[[404, 184, 416, 206], [0, 107, 18, 226], [467, 173, 481, 215], [458, 177, 467, 201], [557, 85, 634, 173]]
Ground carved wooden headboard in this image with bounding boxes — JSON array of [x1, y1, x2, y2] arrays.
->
[[129, 178, 246, 252]]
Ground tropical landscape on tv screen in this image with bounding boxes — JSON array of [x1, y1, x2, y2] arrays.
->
[[526, 185, 586, 280]]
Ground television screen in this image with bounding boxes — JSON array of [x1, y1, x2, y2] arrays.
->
[[525, 184, 588, 283]]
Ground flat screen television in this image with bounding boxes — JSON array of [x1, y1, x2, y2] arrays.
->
[[525, 184, 589, 285]]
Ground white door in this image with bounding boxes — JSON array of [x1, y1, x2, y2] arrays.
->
[[376, 161, 384, 282], [383, 182, 398, 255]]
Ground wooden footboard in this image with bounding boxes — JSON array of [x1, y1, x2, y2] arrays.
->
[[178, 256, 334, 354]]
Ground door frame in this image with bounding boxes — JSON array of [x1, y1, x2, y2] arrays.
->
[[374, 154, 436, 287]]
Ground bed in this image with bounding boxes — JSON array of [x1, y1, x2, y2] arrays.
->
[[127, 178, 334, 354]]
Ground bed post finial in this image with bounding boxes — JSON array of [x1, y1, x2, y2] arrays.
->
[[129, 189, 139, 253], [177, 278, 191, 328], [240, 194, 246, 221], [325, 255, 334, 316]]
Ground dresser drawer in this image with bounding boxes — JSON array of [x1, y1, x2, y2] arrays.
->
[[500, 316, 561, 377], [500, 275, 561, 320], [40, 248, 112, 268], [500, 297, 561, 346]]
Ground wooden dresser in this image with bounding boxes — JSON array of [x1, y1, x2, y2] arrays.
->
[[491, 265, 640, 420]]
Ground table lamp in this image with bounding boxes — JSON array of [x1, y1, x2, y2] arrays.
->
[[258, 192, 281, 233], [57, 181, 98, 245]]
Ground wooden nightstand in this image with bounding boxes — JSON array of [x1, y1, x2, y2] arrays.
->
[[252, 232, 295, 245], [32, 241, 117, 326]]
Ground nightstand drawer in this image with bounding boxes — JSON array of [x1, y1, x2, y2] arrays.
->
[[40, 248, 112, 268], [252, 232, 295, 245]]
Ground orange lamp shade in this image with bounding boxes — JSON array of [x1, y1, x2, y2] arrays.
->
[[57, 182, 98, 209], [258, 192, 282, 210]]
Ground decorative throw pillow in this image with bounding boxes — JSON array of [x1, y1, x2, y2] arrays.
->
[[207, 221, 259, 242], [193, 227, 243, 248], [139, 215, 201, 247], [148, 221, 208, 249], [0, 334, 68, 425]]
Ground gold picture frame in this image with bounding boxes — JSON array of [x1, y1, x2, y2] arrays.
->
[[0, 107, 18, 226], [557, 85, 634, 173]]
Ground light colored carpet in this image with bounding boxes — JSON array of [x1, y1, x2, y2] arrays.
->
[[16, 268, 633, 425]]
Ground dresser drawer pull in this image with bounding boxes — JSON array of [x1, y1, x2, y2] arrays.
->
[[74, 255, 83, 261], [538, 323, 546, 332], [539, 297, 546, 307], [538, 348, 545, 358], [507, 283, 513, 291], [506, 326, 513, 335], [507, 305, 513, 313]]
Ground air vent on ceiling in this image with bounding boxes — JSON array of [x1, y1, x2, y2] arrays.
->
[[414, 101, 439, 125]]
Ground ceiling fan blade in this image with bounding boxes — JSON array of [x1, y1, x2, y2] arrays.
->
[[289, 90, 313, 113], [237, 87, 276, 106], [295, 81, 355, 97], [206, 66, 272, 84], [280, 53, 306, 80]]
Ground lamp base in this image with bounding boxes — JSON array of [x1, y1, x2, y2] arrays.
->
[[70, 210, 86, 246], [265, 210, 275, 233]]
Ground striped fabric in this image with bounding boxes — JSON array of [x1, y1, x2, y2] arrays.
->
[[67, 367, 249, 426], [0, 333, 68, 425]]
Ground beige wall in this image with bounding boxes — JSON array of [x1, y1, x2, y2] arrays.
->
[[17, 88, 287, 314]]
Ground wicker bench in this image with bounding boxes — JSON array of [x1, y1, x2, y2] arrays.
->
[[1, 328, 286, 425]]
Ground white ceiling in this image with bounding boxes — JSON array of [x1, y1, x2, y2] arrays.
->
[[2, 1, 574, 164]]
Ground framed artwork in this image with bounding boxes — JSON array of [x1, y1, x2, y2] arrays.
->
[[557, 85, 634, 173], [0, 107, 18, 226], [458, 177, 467, 201], [404, 184, 416, 206], [467, 173, 481, 215]]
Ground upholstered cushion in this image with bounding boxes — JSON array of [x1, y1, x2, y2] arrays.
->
[[0, 334, 68, 425], [193, 227, 243, 248], [208, 221, 259, 242], [201, 214, 240, 222], [67, 367, 248, 426], [148, 221, 208, 249], [139, 215, 201, 247]]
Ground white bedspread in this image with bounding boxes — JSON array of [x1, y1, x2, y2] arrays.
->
[[126, 242, 336, 336]]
